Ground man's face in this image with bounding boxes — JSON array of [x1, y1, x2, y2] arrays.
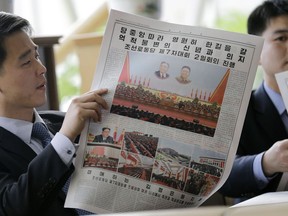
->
[[0, 31, 47, 116], [159, 62, 169, 74], [260, 15, 288, 91], [180, 68, 190, 80], [102, 129, 110, 138]]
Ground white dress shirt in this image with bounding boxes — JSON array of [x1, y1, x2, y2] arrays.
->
[[0, 110, 75, 166]]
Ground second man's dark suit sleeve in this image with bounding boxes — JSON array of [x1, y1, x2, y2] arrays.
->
[[220, 83, 287, 198], [220, 155, 259, 197]]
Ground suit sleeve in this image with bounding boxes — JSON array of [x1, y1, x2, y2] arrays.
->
[[220, 85, 286, 198], [0, 145, 74, 216], [219, 155, 260, 197]]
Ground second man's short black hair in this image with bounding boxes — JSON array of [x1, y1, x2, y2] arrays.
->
[[248, 0, 288, 35]]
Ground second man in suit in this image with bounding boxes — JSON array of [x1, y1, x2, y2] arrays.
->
[[220, 0, 288, 202]]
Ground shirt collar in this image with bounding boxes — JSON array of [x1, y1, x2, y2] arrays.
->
[[264, 81, 286, 115], [0, 109, 45, 145]]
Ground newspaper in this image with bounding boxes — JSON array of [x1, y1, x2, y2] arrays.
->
[[65, 10, 263, 214], [275, 71, 288, 191]]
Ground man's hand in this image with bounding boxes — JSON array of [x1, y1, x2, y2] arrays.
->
[[262, 139, 288, 176], [59, 88, 108, 142]]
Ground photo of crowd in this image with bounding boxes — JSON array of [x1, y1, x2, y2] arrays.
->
[[82, 125, 225, 195], [190, 161, 222, 178], [123, 131, 158, 158], [151, 139, 190, 191], [118, 151, 154, 181], [111, 89, 217, 136], [151, 159, 188, 191], [83, 145, 120, 171], [110, 52, 230, 137], [184, 169, 220, 196]]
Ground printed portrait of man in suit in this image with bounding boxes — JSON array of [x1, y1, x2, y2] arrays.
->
[[155, 61, 170, 79], [93, 127, 114, 144]]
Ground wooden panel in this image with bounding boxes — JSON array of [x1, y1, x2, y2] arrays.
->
[[73, 33, 103, 93]]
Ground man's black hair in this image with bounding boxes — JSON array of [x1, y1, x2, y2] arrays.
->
[[0, 12, 31, 68], [248, 0, 288, 35]]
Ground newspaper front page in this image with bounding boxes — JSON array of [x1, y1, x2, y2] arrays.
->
[[65, 10, 263, 214]]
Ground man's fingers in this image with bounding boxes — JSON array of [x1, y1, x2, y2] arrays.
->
[[73, 88, 109, 110], [94, 88, 108, 95], [92, 90, 109, 110], [81, 102, 103, 121], [81, 109, 101, 122], [86, 88, 108, 97]]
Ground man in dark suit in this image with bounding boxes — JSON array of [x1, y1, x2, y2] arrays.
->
[[0, 12, 108, 215], [155, 61, 170, 79], [220, 0, 288, 202], [93, 127, 114, 143]]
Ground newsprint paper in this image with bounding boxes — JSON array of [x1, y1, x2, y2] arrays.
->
[[275, 71, 288, 192], [65, 10, 263, 214]]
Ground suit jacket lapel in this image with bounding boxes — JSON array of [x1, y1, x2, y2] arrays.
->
[[0, 112, 64, 162], [253, 83, 287, 145], [0, 126, 36, 162]]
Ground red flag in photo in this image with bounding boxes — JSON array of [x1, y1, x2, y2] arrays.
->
[[117, 129, 125, 144], [118, 53, 131, 84], [121, 150, 127, 159], [113, 127, 118, 142], [209, 68, 230, 105]]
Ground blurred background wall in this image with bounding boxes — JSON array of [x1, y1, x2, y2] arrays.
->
[[1, 0, 265, 110]]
